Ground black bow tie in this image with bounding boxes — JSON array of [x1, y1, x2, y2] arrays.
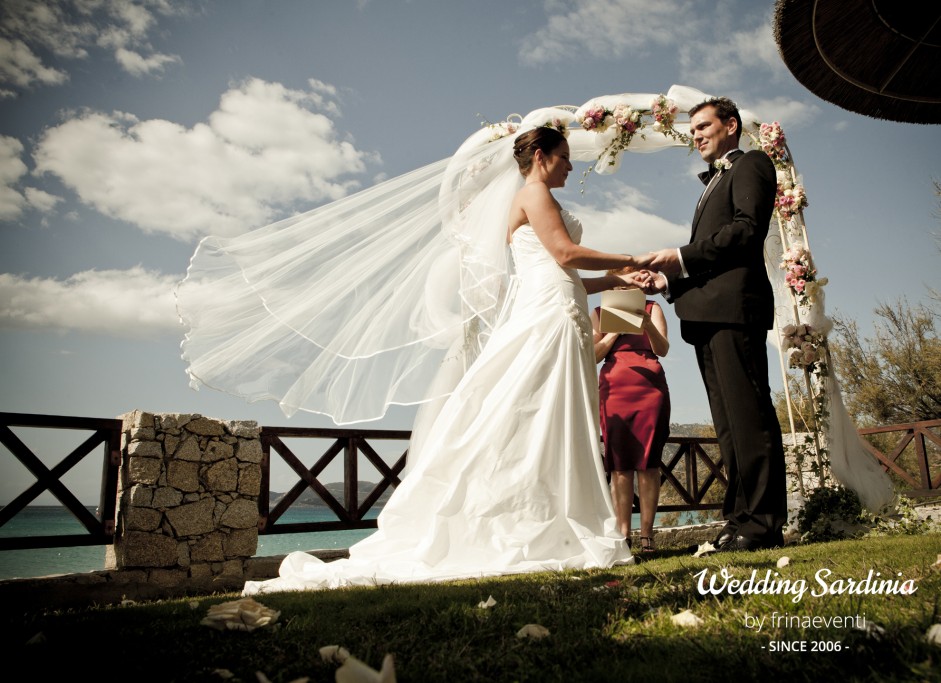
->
[[698, 166, 717, 185]]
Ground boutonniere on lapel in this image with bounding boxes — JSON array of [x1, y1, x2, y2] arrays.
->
[[713, 158, 733, 173]]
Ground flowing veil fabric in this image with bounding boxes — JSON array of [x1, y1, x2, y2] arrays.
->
[[176, 90, 698, 427]]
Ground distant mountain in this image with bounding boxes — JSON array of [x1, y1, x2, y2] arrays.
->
[[270, 481, 393, 507]]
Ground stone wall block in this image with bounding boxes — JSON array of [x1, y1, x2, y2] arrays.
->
[[185, 417, 225, 437], [174, 435, 202, 462], [204, 439, 234, 463], [163, 433, 180, 456], [238, 466, 261, 496], [236, 439, 263, 464], [226, 420, 261, 438], [206, 459, 238, 492], [189, 563, 213, 580], [128, 457, 161, 485], [118, 531, 178, 568], [129, 427, 156, 441], [223, 528, 259, 557], [152, 486, 183, 508], [166, 497, 215, 537], [115, 412, 264, 580], [127, 484, 154, 507], [219, 559, 245, 577], [157, 413, 195, 434], [126, 506, 162, 532], [191, 533, 225, 562], [167, 460, 199, 492], [127, 440, 163, 458], [220, 498, 259, 529], [177, 540, 191, 567], [149, 568, 189, 587]]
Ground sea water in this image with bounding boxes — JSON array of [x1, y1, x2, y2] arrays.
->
[[0, 506, 698, 580], [0, 506, 378, 581]]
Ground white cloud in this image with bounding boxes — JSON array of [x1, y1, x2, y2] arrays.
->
[[24, 187, 62, 212], [569, 181, 689, 257], [745, 97, 820, 130], [114, 47, 180, 77], [0, 0, 184, 88], [678, 14, 785, 92], [519, 0, 696, 66], [0, 134, 28, 219], [0, 36, 68, 87], [0, 266, 181, 337], [33, 78, 378, 240]]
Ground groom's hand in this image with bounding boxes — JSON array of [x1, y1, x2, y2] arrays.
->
[[644, 248, 682, 275], [638, 270, 667, 295]]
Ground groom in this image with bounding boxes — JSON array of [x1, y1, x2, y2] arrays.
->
[[639, 96, 786, 552]]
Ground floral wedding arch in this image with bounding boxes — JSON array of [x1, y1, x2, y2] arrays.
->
[[497, 84, 895, 512]]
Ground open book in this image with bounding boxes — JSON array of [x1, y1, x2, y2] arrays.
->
[[599, 288, 646, 335]]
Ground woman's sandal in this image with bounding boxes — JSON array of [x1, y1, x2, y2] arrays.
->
[[639, 536, 655, 553]]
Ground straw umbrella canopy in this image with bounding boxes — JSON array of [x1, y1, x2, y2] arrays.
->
[[774, 0, 941, 124]]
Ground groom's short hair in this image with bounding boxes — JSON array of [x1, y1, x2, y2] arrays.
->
[[689, 97, 743, 141]]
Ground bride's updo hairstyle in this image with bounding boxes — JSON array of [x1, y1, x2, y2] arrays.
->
[[513, 127, 566, 177]]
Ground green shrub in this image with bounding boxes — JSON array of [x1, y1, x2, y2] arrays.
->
[[796, 485, 866, 542]]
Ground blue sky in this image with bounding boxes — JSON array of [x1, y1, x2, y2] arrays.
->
[[1, 0, 939, 504]]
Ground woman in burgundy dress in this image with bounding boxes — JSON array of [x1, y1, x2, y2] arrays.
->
[[591, 279, 670, 552]]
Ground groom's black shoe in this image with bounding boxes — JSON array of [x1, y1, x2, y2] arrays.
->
[[714, 534, 783, 553], [712, 528, 737, 550]]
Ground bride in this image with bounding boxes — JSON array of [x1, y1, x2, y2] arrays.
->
[[179, 118, 642, 592]]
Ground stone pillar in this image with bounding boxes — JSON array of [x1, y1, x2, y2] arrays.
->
[[109, 411, 263, 586]]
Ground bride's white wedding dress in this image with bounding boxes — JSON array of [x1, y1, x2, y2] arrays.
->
[[243, 210, 632, 594]]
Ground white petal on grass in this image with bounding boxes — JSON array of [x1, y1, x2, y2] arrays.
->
[[477, 595, 497, 609], [516, 624, 551, 639], [692, 541, 716, 558], [776, 556, 790, 568], [320, 645, 352, 664], [200, 597, 281, 632], [335, 653, 396, 683], [926, 624, 941, 646], [671, 609, 704, 628]]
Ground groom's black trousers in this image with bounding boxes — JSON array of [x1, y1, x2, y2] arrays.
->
[[685, 322, 787, 542]]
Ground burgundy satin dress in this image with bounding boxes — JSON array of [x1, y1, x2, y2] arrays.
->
[[597, 301, 671, 471]]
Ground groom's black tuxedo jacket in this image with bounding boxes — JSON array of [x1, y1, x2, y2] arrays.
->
[[668, 148, 777, 333]]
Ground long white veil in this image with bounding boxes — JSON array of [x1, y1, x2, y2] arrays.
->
[[176, 87, 707, 425]]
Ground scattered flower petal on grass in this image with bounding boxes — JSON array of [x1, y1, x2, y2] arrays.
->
[[188, 600, 200, 610], [932, 554, 941, 570], [120, 599, 137, 607], [477, 595, 497, 609], [255, 672, 272, 683], [854, 621, 886, 640], [26, 632, 46, 645], [335, 653, 396, 683], [671, 609, 704, 628], [320, 645, 352, 664], [516, 624, 551, 639], [692, 541, 716, 558], [212, 669, 234, 679], [926, 624, 941, 646], [776, 556, 790, 568], [200, 597, 281, 632]]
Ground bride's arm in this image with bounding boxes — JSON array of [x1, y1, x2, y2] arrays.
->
[[518, 183, 636, 272]]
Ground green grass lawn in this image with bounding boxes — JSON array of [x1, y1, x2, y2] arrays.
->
[[6, 533, 941, 682]]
